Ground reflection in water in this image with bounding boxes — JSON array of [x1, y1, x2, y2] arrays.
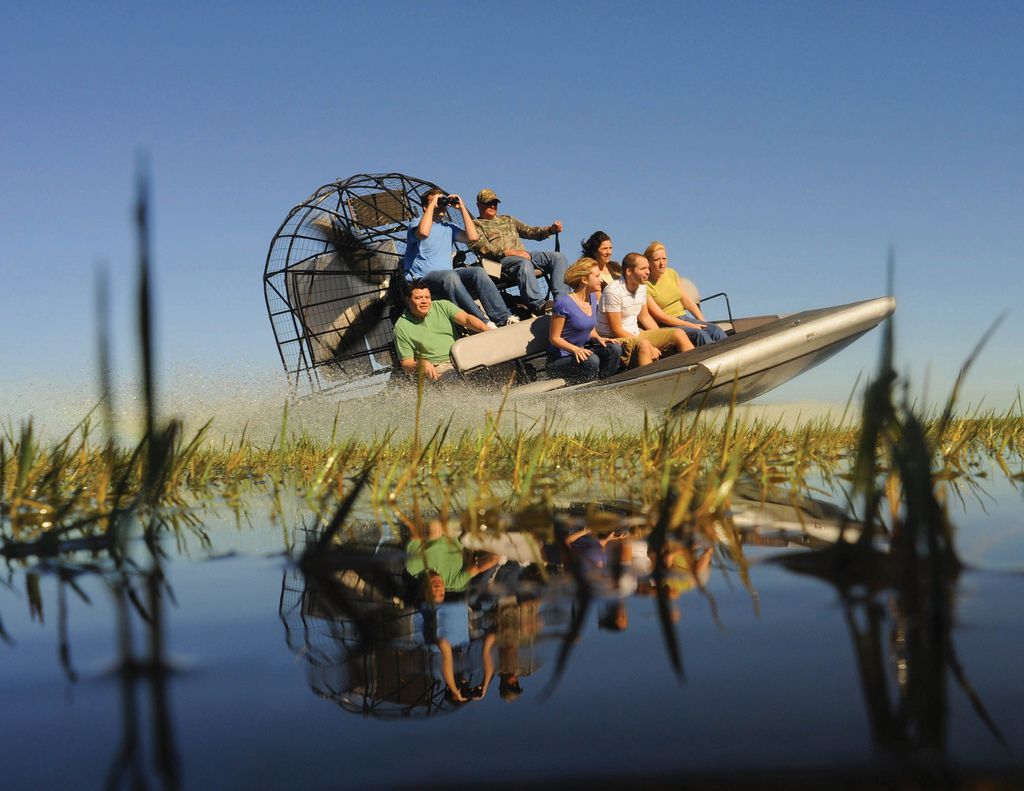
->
[[2, 514, 185, 790], [280, 541, 548, 715], [280, 495, 753, 715], [282, 480, 1007, 782], [3, 473, 1018, 785], [767, 479, 1008, 771]]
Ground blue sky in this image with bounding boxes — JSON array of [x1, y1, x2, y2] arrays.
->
[[2, 1, 1021, 425]]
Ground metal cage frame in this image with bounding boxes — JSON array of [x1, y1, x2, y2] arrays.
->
[[263, 172, 465, 398]]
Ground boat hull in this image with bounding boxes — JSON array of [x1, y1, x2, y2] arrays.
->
[[528, 296, 895, 411]]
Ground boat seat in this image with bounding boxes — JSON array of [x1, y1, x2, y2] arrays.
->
[[477, 257, 545, 281], [450, 315, 551, 375], [679, 276, 700, 304], [476, 256, 553, 303], [508, 377, 568, 395], [679, 276, 735, 333]]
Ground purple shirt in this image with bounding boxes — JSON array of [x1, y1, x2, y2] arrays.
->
[[549, 293, 598, 357]]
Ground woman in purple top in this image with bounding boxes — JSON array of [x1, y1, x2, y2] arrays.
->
[[546, 258, 622, 382]]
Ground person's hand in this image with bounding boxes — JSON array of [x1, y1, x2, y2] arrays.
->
[[505, 248, 531, 259], [572, 345, 593, 363], [446, 688, 468, 703], [595, 336, 614, 347], [549, 220, 563, 234], [422, 361, 441, 380], [650, 346, 663, 361], [447, 193, 464, 207]]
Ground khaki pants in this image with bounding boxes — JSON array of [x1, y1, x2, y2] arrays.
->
[[620, 328, 681, 368]]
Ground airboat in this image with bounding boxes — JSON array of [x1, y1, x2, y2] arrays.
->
[[263, 173, 894, 411]]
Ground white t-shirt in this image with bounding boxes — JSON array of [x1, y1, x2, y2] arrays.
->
[[597, 279, 646, 337]]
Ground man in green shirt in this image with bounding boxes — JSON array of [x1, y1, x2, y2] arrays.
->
[[393, 280, 491, 380], [406, 519, 500, 599]]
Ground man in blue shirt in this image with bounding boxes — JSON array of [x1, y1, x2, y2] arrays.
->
[[404, 188, 518, 327]]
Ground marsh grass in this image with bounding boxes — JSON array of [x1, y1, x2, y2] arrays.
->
[[2, 401, 1022, 562]]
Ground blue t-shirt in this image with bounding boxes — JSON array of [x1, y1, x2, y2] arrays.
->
[[549, 293, 598, 357], [404, 217, 459, 279]]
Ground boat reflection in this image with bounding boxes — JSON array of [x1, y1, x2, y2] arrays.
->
[[281, 482, 1004, 776], [279, 541, 548, 715], [279, 485, 861, 715]]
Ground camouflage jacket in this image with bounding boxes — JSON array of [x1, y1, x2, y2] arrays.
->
[[470, 215, 554, 260]]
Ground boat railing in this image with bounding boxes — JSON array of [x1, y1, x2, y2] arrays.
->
[[699, 291, 734, 327]]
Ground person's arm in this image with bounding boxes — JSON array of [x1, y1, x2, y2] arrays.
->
[[646, 296, 683, 328], [599, 288, 631, 340], [479, 631, 497, 697], [638, 302, 660, 332], [395, 324, 431, 375], [468, 218, 500, 259], [451, 195, 478, 244], [465, 552, 499, 577], [549, 314, 592, 362], [514, 217, 561, 241], [437, 638, 467, 702], [416, 194, 440, 240], [646, 296, 705, 330], [402, 357, 442, 380], [452, 310, 490, 333], [679, 287, 706, 323], [604, 311, 631, 339]]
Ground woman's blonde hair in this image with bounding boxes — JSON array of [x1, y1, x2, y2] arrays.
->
[[643, 241, 666, 263], [564, 257, 599, 288]]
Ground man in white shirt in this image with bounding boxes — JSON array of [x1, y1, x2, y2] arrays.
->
[[596, 252, 693, 367]]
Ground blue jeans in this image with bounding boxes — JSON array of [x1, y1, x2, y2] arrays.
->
[[421, 268, 511, 324], [546, 342, 622, 383], [681, 312, 727, 346], [500, 251, 571, 308], [531, 250, 570, 299]]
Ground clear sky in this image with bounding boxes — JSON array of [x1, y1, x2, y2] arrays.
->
[[2, 1, 1021, 427]]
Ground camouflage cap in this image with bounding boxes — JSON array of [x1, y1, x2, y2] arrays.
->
[[476, 188, 501, 204]]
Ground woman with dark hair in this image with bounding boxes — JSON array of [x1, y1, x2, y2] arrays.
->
[[580, 230, 619, 286], [546, 258, 622, 382]]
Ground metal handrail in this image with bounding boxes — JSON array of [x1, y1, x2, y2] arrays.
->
[[698, 291, 733, 325]]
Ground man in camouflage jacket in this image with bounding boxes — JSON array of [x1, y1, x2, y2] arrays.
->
[[471, 188, 570, 313]]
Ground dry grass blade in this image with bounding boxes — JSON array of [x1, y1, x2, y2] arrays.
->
[[540, 513, 592, 700], [936, 312, 1006, 440], [304, 466, 374, 560]]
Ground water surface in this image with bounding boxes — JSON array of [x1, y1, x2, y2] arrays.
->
[[3, 472, 1023, 788]]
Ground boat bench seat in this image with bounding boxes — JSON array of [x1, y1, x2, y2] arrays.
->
[[477, 257, 546, 281], [476, 257, 553, 304], [450, 315, 551, 375]]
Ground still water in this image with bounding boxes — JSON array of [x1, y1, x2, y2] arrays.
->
[[3, 473, 1023, 788]]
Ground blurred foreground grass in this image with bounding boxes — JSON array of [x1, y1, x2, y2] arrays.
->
[[2, 400, 1022, 557]]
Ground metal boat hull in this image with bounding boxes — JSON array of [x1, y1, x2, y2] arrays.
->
[[527, 296, 895, 411]]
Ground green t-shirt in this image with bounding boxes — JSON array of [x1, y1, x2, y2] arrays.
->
[[646, 267, 685, 318], [405, 536, 472, 592], [393, 300, 461, 363]]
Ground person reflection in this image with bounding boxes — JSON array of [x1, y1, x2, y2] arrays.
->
[[420, 571, 473, 704], [637, 539, 715, 603], [406, 519, 499, 600], [408, 519, 499, 704], [469, 564, 543, 702]]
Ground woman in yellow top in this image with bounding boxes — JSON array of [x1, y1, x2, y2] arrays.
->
[[643, 241, 727, 346]]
